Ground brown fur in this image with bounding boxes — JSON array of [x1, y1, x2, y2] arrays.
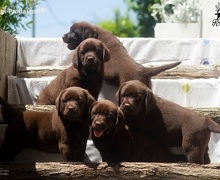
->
[[90, 100, 173, 162], [0, 87, 95, 162], [62, 21, 180, 88], [37, 38, 110, 105], [116, 80, 220, 164]]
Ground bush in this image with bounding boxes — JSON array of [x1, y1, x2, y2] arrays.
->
[[0, 0, 39, 35]]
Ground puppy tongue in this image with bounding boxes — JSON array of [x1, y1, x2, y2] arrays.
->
[[94, 130, 103, 137]]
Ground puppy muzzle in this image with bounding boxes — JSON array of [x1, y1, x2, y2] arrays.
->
[[121, 102, 134, 113], [62, 33, 74, 43], [64, 105, 81, 120], [92, 120, 108, 137], [84, 57, 100, 72], [62, 33, 80, 50]]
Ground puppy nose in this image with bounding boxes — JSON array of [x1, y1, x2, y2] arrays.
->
[[123, 103, 132, 110], [95, 121, 104, 129], [68, 106, 77, 112], [62, 34, 71, 42], [124, 103, 131, 108], [87, 57, 95, 64]]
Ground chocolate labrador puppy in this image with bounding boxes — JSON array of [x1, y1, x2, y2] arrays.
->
[[90, 100, 173, 162], [37, 38, 110, 105], [62, 21, 180, 88], [0, 87, 95, 162], [116, 80, 220, 164], [90, 100, 131, 162]]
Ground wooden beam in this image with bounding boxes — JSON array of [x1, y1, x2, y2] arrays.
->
[[189, 107, 220, 124], [0, 162, 220, 179], [16, 66, 66, 78], [16, 65, 220, 79], [153, 65, 220, 79], [9, 105, 220, 125]]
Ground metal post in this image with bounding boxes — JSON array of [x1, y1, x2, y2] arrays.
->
[[32, 4, 35, 37]]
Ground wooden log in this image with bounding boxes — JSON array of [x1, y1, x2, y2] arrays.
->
[[7, 105, 220, 124], [16, 65, 220, 79], [153, 65, 220, 79], [189, 107, 220, 124], [1, 105, 220, 126], [0, 162, 220, 179], [16, 66, 67, 78]]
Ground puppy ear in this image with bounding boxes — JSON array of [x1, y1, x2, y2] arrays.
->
[[55, 89, 66, 117], [85, 91, 96, 124], [82, 26, 98, 40], [102, 43, 110, 62], [115, 89, 120, 105], [72, 46, 82, 69], [88, 101, 97, 122], [85, 90, 96, 110], [115, 83, 124, 105], [115, 108, 126, 133], [145, 88, 157, 113]]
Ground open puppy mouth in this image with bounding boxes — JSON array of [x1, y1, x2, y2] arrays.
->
[[92, 123, 108, 138], [93, 129, 105, 137], [67, 43, 76, 50]]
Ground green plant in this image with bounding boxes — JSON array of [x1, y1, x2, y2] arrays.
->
[[98, 8, 139, 37], [0, 0, 39, 35], [124, 0, 159, 37]]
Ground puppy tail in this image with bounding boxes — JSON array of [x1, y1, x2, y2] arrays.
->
[[207, 118, 220, 133], [144, 61, 181, 77]]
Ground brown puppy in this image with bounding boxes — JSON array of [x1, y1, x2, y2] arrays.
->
[[62, 21, 180, 88], [116, 80, 220, 164], [90, 100, 172, 162], [90, 100, 131, 162], [37, 38, 110, 105], [0, 87, 95, 162]]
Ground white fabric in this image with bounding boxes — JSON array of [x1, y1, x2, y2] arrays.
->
[[152, 78, 220, 107], [16, 37, 73, 70], [3, 37, 220, 163]]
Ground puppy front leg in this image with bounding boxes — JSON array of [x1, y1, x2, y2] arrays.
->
[[58, 142, 77, 162]]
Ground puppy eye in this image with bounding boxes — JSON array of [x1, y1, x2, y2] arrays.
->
[[62, 99, 67, 103], [96, 48, 100, 54], [136, 94, 143, 100], [78, 97, 84, 104], [75, 32, 82, 38], [92, 111, 97, 116], [108, 113, 113, 119], [121, 93, 125, 98], [135, 95, 140, 100]]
